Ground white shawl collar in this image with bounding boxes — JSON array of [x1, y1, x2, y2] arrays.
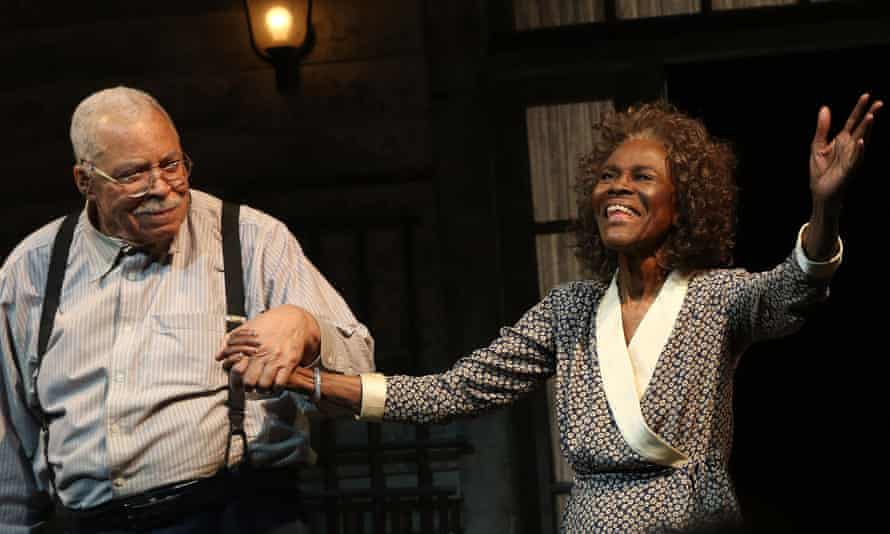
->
[[595, 270, 690, 468]]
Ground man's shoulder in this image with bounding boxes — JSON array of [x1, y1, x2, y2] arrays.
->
[[189, 190, 287, 234], [2, 215, 70, 271]]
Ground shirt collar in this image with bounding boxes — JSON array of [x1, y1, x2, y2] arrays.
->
[[81, 198, 187, 282]]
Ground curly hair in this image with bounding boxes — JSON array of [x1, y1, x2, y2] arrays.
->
[[575, 101, 738, 280]]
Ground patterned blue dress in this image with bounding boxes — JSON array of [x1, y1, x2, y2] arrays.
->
[[383, 254, 830, 532]]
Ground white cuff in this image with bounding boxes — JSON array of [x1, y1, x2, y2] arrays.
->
[[794, 223, 843, 279], [355, 373, 387, 422]]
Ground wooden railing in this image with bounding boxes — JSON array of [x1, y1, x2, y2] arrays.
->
[[301, 434, 473, 534]]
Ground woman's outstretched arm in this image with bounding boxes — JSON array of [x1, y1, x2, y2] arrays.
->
[[218, 292, 560, 423]]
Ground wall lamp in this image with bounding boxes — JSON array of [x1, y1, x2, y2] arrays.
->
[[244, 0, 315, 91]]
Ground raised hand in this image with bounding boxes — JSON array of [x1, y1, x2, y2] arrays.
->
[[810, 93, 882, 205]]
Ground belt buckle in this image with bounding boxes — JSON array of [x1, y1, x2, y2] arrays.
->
[[121, 478, 202, 521]]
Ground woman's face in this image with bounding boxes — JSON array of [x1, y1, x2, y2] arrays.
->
[[591, 136, 677, 257]]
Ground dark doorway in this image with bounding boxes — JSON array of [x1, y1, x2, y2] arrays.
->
[[666, 44, 890, 532]]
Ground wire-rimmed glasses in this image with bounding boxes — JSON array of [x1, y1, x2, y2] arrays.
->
[[83, 153, 192, 199]]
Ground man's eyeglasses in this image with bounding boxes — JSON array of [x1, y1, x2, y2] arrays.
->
[[83, 154, 192, 199]]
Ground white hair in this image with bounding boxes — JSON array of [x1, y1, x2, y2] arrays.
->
[[70, 86, 176, 162]]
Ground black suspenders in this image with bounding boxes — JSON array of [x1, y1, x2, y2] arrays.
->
[[221, 202, 249, 471], [33, 203, 249, 498], [34, 211, 79, 496]]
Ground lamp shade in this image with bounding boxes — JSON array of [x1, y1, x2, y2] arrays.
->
[[244, 0, 312, 58]]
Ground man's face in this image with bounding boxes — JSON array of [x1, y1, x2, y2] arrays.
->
[[77, 109, 190, 248]]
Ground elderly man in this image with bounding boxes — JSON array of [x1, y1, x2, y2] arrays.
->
[[0, 86, 374, 533]]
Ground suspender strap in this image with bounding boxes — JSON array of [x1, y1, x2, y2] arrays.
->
[[221, 202, 249, 471], [35, 212, 79, 499], [222, 201, 246, 329], [37, 214, 79, 368]]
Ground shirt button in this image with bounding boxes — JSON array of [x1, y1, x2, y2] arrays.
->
[[109, 423, 120, 435], [113, 478, 125, 488], [115, 371, 126, 383]]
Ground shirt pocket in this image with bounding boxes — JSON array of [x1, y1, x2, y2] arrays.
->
[[147, 313, 228, 390]]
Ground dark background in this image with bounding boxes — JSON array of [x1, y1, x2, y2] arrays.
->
[[1, 2, 888, 533], [669, 44, 890, 532]]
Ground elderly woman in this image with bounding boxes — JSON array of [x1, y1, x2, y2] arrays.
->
[[218, 94, 880, 532]]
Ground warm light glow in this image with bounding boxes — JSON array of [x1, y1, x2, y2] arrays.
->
[[264, 6, 293, 42]]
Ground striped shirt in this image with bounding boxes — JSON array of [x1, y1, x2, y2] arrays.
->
[[0, 190, 374, 532]]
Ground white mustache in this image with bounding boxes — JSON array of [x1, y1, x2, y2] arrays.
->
[[134, 196, 182, 215]]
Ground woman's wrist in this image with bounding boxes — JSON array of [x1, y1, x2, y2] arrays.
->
[[289, 367, 364, 413], [806, 198, 842, 261]]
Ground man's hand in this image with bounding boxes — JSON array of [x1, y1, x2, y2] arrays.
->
[[216, 305, 321, 391]]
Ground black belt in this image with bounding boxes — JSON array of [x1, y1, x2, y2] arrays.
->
[[56, 467, 304, 531], [56, 470, 232, 531]]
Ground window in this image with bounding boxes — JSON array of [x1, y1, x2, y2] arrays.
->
[[513, 0, 835, 30], [525, 99, 615, 517]]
